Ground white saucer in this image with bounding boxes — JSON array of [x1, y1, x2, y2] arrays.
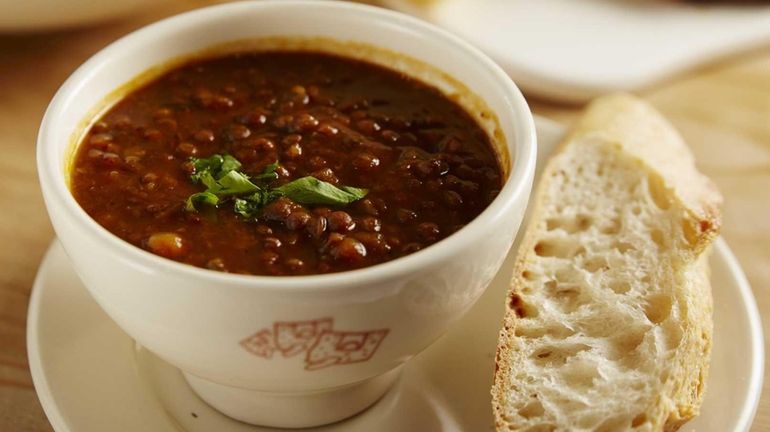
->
[[383, 0, 770, 102], [28, 118, 764, 431]]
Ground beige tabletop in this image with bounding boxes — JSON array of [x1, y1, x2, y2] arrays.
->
[[1, 2, 768, 431]]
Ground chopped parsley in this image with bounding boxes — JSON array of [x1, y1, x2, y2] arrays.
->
[[184, 154, 368, 218]]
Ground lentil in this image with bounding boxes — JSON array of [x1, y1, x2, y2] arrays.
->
[[71, 52, 503, 275]]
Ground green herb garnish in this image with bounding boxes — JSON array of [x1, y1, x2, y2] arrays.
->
[[185, 154, 368, 218], [190, 154, 240, 183], [185, 191, 219, 212], [232, 190, 278, 218], [273, 176, 368, 206]]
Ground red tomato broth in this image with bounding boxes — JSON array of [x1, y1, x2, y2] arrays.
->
[[70, 51, 504, 275]]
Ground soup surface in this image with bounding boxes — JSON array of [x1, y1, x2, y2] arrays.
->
[[71, 51, 503, 275]]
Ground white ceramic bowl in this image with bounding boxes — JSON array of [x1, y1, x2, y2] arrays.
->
[[37, 1, 536, 428]]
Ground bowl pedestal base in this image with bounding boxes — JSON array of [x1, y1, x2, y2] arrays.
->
[[183, 367, 402, 428]]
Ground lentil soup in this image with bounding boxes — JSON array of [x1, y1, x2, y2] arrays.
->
[[70, 51, 504, 275]]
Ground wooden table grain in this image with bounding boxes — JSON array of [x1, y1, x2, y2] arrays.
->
[[0, 2, 768, 431]]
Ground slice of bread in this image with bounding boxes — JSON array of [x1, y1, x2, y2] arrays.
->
[[492, 94, 722, 432]]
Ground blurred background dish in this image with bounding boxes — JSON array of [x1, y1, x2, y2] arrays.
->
[[383, 0, 770, 102], [0, 0, 176, 32]]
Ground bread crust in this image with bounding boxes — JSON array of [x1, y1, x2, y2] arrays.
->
[[492, 94, 721, 432]]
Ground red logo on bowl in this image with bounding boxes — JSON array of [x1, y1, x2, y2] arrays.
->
[[240, 329, 276, 359], [275, 318, 333, 357], [306, 329, 389, 371], [240, 318, 389, 371]]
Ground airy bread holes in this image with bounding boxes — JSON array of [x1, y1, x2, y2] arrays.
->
[[577, 214, 592, 231], [600, 218, 622, 235], [545, 218, 560, 231], [534, 238, 585, 258], [583, 256, 607, 273], [614, 241, 635, 254], [682, 220, 699, 247], [608, 280, 631, 294], [531, 343, 590, 367], [514, 323, 576, 339], [509, 294, 538, 318], [612, 328, 647, 359], [650, 229, 666, 249], [561, 357, 600, 389], [643, 294, 673, 324], [546, 214, 593, 234], [647, 173, 671, 210], [545, 280, 584, 313], [631, 413, 648, 427], [663, 321, 684, 351], [517, 399, 545, 419]]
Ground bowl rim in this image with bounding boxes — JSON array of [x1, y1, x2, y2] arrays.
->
[[37, 0, 537, 291]]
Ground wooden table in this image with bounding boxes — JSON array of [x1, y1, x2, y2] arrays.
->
[[1, 2, 768, 430]]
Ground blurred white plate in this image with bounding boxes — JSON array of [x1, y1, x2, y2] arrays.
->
[[27, 118, 763, 431], [383, 0, 770, 102]]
